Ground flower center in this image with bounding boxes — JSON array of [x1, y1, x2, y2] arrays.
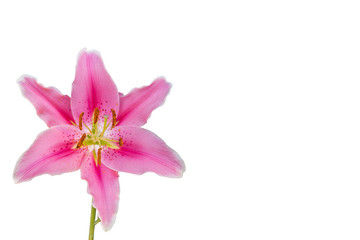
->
[[74, 108, 120, 166]]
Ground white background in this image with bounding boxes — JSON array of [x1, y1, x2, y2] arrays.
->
[[1, 0, 360, 239]]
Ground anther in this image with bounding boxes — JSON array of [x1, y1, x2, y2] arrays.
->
[[97, 148, 102, 166], [111, 109, 116, 129], [93, 108, 100, 124], [76, 133, 87, 149], [119, 137, 123, 147], [79, 112, 84, 130]]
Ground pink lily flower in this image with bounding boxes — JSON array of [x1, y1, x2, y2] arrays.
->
[[13, 50, 185, 231]]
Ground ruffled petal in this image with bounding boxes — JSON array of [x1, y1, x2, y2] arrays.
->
[[81, 154, 119, 231], [13, 125, 86, 183], [18, 75, 74, 127], [71, 50, 119, 125], [116, 78, 171, 127], [103, 126, 185, 177]]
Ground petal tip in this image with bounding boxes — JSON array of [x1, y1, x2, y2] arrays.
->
[[81, 160, 120, 232], [76, 49, 104, 70], [17, 74, 36, 86], [89, 202, 116, 231], [77, 48, 102, 60], [174, 162, 186, 178], [12, 167, 29, 184], [101, 215, 117, 231], [171, 151, 186, 178], [13, 173, 20, 184], [169, 155, 186, 178], [13, 157, 24, 184], [154, 76, 172, 89]]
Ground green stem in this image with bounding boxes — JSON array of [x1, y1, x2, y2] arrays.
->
[[88, 201, 97, 240], [95, 217, 101, 225]]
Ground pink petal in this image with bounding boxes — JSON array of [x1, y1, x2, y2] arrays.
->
[[81, 154, 119, 231], [13, 125, 86, 183], [117, 78, 171, 127], [103, 126, 185, 177], [71, 50, 119, 125], [18, 75, 74, 127]]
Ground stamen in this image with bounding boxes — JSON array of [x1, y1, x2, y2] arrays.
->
[[119, 137, 123, 147], [111, 109, 116, 129], [70, 120, 78, 127], [92, 149, 97, 165], [93, 108, 100, 124], [79, 112, 84, 130], [100, 115, 109, 137], [83, 123, 91, 132], [105, 121, 112, 131], [76, 133, 87, 149], [97, 148, 102, 166]]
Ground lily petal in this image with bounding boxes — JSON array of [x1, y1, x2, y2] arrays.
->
[[18, 75, 74, 127], [71, 50, 119, 125], [81, 154, 119, 231], [13, 125, 86, 183], [117, 78, 171, 127], [103, 126, 185, 177]]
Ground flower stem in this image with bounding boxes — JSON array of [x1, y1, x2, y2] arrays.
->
[[88, 200, 97, 240]]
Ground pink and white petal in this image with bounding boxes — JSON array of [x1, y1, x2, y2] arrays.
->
[[18, 75, 74, 127], [71, 50, 119, 125], [103, 126, 185, 177], [117, 78, 171, 127], [81, 155, 119, 231], [13, 125, 86, 183]]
